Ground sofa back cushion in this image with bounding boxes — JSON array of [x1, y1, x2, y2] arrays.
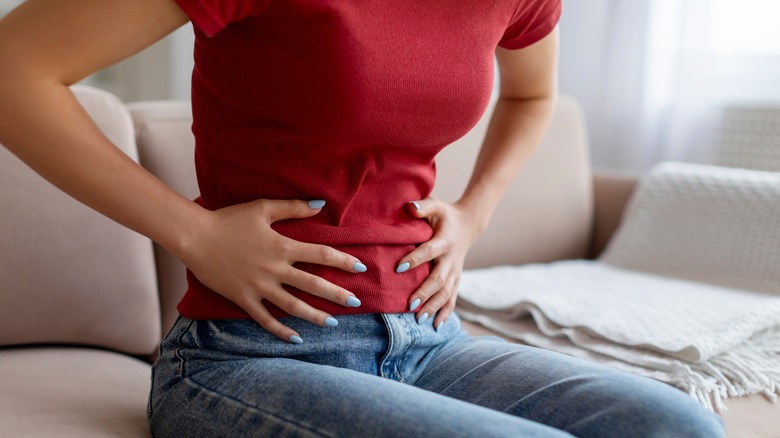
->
[[433, 96, 593, 268], [0, 85, 160, 355], [128, 101, 198, 337]]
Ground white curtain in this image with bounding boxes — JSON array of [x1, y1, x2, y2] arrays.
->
[[560, 0, 780, 171]]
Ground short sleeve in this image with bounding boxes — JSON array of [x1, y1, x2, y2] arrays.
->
[[498, 0, 562, 50], [173, 0, 271, 37]]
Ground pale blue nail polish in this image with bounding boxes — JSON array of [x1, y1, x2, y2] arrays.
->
[[346, 296, 361, 307], [410, 201, 422, 211], [396, 262, 411, 273], [417, 312, 429, 325], [289, 335, 303, 344], [307, 199, 326, 209], [353, 262, 367, 273], [325, 316, 339, 327], [409, 298, 421, 311], [436, 321, 444, 332]]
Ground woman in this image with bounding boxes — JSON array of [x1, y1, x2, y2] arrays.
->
[[0, 0, 724, 436]]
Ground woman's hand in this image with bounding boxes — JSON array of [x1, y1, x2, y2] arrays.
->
[[181, 199, 365, 344], [396, 198, 484, 330]]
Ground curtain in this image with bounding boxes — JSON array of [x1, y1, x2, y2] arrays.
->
[[560, 0, 780, 171]]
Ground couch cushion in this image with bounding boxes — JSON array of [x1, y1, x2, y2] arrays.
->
[[128, 101, 197, 338], [433, 96, 593, 268], [601, 162, 780, 294], [0, 348, 151, 437], [0, 85, 160, 355]]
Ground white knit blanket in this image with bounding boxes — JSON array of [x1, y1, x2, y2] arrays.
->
[[457, 162, 780, 411]]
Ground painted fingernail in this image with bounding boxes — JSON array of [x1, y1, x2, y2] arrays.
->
[[417, 312, 429, 325], [410, 201, 422, 211], [324, 316, 339, 327], [346, 296, 362, 307], [289, 335, 304, 344], [353, 262, 367, 273], [307, 199, 326, 209], [436, 321, 444, 332], [396, 262, 411, 273], [409, 298, 421, 311]]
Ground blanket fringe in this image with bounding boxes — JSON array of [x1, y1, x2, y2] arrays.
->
[[627, 327, 780, 412], [689, 327, 780, 411]]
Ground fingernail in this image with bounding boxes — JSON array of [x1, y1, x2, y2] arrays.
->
[[289, 335, 304, 344], [409, 298, 421, 311], [410, 201, 422, 211], [436, 321, 444, 332], [396, 262, 411, 273], [353, 262, 367, 273], [346, 296, 361, 307], [324, 316, 339, 327], [417, 312, 429, 325], [307, 199, 326, 209]]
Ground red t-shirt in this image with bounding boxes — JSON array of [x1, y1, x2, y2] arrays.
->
[[173, 0, 561, 320]]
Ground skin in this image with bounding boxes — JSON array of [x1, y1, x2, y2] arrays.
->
[[0, 0, 558, 343]]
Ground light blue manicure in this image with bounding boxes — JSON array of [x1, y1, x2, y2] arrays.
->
[[289, 335, 304, 344], [325, 316, 339, 327], [436, 321, 444, 332], [396, 262, 411, 273], [409, 298, 421, 311], [307, 199, 326, 209], [410, 201, 422, 211], [346, 296, 362, 307], [353, 262, 367, 273], [417, 312, 429, 325]]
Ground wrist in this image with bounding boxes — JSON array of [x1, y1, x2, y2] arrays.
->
[[160, 201, 211, 264], [453, 198, 491, 245]]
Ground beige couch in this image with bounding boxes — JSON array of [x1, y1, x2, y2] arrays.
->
[[0, 86, 774, 437]]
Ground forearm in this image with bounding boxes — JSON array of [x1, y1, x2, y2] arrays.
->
[[0, 77, 204, 260], [457, 94, 555, 235]]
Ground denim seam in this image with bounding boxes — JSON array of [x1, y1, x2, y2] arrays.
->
[[173, 318, 197, 378], [182, 375, 334, 437], [397, 315, 420, 384], [378, 314, 396, 380]]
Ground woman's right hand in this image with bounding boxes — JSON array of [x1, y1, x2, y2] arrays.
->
[[181, 199, 364, 344]]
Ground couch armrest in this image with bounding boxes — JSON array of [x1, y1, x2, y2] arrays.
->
[[589, 168, 639, 259]]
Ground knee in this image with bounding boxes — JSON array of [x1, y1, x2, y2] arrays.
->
[[615, 399, 724, 438], [569, 373, 725, 438], [601, 383, 725, 438]]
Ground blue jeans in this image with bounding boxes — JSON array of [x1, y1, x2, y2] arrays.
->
[[148, 313, 724, 437]]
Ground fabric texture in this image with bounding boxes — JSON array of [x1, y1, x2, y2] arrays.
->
[[130, 95, 593, 338], [456, 162, 780, 411], [170, 0, 561, 320], [148, 313, 722, 437], [601, 161, 780, 294]]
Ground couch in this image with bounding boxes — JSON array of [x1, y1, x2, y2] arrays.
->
[[0, 85, 774, 437]]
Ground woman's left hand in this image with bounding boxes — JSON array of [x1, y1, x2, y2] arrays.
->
[[397, 197, 484, 330]]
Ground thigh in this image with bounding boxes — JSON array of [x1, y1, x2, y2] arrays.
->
[[150, 349, 573, 437], [413, 335, 724, 438]]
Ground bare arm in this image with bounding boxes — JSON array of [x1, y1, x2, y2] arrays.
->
[[0, 0, 195, 254], [0, 0, 364, 343], [460, 29, 559, 233], [399, 29, 559, 327]]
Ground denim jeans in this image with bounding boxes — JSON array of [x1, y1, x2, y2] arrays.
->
[[148, 312, 724, 437]]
